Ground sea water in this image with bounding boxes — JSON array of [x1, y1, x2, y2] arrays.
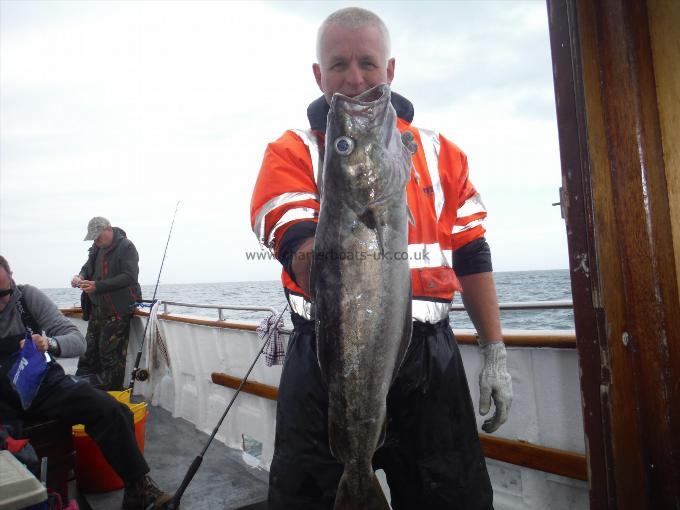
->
[[42, 269, 574, 330]]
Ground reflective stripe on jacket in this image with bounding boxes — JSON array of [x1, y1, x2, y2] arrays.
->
[[250, 119, 487, 323]]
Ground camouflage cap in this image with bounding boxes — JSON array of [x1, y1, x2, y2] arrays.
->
[[84, 216, 112, 241]]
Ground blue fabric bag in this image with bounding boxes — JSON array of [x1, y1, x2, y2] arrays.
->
[[8, 330, 48, 410]]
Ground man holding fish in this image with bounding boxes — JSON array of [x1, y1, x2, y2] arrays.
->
[[250, 7, 512, 509]]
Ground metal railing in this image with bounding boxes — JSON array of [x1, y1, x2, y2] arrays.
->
[[158, 301, 277, 321], [155, 299, 574, 320], [133, 300, 576, 340], [65, 299, 574, 327], [450, 299, 573, 311]]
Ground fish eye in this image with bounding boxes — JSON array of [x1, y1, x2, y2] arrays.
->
[[334, 136, 354, 156]]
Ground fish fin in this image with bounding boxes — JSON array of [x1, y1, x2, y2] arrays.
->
[[359, 208, 386, 256], [376, 225, 386, 257], [378, 420, 387, 449], [316, 332, 328, 383], [334, 469, 389, 510], [328, 421, 341, 461]]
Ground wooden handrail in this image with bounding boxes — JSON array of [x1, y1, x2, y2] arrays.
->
[[479, 434, 587, 481], [61, 308, 259, 331], [60, 308, 83, 317], [210, 371, 587, 481], [154, 313, 259, 331], [454, 330, 576, 349], [62, 308, 576, 349], [211, 372, 279, 400], [133, 309, 260, 331]]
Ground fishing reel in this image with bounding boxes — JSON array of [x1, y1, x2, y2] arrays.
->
[[132, 367, 150, 381]]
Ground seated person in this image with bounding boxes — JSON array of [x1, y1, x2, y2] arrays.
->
[[0, 255, 172, 509]]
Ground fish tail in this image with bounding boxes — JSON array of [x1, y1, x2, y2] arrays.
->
[[334, 469, 389, 510]]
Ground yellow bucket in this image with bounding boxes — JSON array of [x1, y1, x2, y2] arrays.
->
[[72, 389, 148, 493]]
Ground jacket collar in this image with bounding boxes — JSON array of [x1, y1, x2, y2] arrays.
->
[[306, 90, 415, 133]]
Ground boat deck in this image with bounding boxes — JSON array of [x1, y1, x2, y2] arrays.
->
[[75, 404, 269, 510]]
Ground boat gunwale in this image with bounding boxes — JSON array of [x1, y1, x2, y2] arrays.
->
[[59, 305, 585, 484], [60, 306, 578, 348]]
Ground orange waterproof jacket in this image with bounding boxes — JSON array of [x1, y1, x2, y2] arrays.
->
[[251, 94, 488, 323]]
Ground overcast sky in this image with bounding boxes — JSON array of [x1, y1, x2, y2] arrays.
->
[[0, 0, 567, 288]]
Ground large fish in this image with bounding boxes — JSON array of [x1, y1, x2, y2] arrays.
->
[[312, 84, 413, 510]]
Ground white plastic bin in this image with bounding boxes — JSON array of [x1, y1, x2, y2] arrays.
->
[[0, 450, 47, 510]]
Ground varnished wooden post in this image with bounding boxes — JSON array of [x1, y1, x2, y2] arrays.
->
[[548, 0, 680, 508], [547, 1, 613, 507]]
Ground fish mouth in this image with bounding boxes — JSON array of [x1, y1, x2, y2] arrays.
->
[[331, 84, 390, 108]]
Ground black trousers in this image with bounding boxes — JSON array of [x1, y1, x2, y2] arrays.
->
[[0, 362, 149, 484], [268, 317, 493, 509]]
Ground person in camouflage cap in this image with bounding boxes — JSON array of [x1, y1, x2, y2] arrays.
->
[[71, 216, 142, 391]]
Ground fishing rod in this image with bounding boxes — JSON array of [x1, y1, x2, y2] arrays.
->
[[128, 201, 180, 392], [158, 304, 289, 510]]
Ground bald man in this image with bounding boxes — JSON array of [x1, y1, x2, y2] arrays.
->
[[250, 7, 512, 509]]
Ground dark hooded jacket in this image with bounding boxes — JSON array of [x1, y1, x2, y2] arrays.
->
[[79, 227, 142, 320]]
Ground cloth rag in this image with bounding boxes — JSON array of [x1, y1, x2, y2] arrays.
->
[[259, 313, 285, 366]]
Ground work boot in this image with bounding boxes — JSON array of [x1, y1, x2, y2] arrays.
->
[[122, 475, 174, 509]]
